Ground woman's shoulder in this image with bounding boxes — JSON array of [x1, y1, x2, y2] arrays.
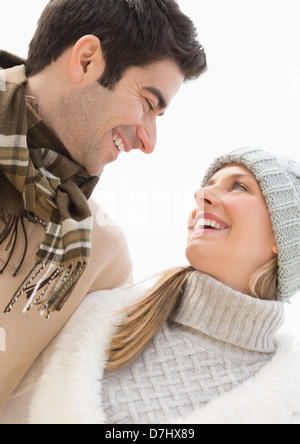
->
[[174, 334, 300, 424], [53, 284, 149, 345], [25, 284, 149, 424], [79, 284, 148, 318]]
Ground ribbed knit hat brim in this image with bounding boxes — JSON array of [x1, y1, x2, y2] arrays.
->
[[202, 147, 300, 302]]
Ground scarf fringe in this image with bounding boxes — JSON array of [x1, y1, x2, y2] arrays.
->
[[1, 215, 87, 318], [4, 261, 87, 319]]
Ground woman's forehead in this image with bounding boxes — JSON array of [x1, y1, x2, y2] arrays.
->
[[209, 163, 256, 181]]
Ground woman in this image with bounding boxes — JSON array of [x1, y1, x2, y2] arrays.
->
[[2, 147, 300, 424]]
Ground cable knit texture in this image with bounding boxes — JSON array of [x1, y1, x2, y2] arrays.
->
[[202, 147, 300, 302], [102, 272, 284, 424]]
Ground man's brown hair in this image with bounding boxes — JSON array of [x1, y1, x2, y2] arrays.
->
[[26, 0, 207, 89]]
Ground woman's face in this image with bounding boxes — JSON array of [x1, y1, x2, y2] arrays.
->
[[186, 164, 278, 294]]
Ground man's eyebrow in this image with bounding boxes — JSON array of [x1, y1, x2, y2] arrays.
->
[[143, 87, 168, 111], [206, 173, 257, 187]]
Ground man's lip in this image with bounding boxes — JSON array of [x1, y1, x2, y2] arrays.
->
[[113, 130, 131, 153], [192, 212, 230, 229]]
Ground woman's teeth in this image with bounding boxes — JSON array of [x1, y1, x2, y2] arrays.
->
[[195, 218, 227, 231], [113, 134, 125, 153]]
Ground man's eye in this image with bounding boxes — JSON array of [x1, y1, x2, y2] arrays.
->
[[146, 99, 154, 112]]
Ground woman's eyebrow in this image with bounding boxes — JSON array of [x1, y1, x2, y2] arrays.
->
[[206, 173, 257, 187]]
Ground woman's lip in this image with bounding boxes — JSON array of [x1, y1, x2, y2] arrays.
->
[[193, 212, 230, 229], [190, 227, 229, 238]]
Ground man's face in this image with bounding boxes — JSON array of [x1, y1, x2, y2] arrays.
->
[[56, 60, 184, 175]]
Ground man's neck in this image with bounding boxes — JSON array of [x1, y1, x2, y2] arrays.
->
[[24, 71, 64, 145]]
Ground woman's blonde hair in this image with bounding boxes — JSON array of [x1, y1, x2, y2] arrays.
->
[[106, 257, 278, 374]]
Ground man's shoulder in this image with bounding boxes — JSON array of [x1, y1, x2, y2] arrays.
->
[[89, 198, 122, 233], [87, 198, 133, 289], [0, 51, 25, 70], [89, 198, 130, 251]]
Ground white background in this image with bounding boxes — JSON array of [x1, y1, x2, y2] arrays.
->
[[1, 0, 300, 333]]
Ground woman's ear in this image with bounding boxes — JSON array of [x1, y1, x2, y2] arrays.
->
[[69, 35, 105, 84], [272, 244, 279, 255]]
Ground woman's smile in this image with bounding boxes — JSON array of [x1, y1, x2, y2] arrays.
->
[[189, 212, 230, 239], [186, 164, 278, 294]]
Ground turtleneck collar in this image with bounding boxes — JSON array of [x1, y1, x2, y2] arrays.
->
[[171, 271, 284, 354]]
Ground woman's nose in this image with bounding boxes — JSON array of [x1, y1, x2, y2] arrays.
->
[[194, 187, 219, 208]]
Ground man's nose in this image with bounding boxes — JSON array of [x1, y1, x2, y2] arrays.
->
[[136, 116, 157, 154]]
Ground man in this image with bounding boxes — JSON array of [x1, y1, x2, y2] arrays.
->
[[0, 0, 206, 412]]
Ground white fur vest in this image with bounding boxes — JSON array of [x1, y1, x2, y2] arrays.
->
[[3, 286, 300, 425]]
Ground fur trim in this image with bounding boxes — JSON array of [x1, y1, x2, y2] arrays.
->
[[29, 287, 141, 424], [28, 288, 300, 425]]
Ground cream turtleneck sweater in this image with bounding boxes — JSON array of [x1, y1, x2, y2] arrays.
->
[[102, 272, 284, 424]]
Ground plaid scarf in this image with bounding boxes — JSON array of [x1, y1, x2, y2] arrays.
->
[[0, 53, 99, 317]]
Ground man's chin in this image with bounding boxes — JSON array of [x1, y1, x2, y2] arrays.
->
[[86, 165, 105, 176], [85, 158, 116, 176]]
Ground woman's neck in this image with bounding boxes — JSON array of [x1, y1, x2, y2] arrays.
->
[[171, 271, 284, 354]]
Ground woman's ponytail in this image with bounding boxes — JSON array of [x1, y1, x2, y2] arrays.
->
[[106, 266, 195, 374]]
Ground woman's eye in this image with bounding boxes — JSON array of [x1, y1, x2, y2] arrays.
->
[[232, 182, 249, 192]]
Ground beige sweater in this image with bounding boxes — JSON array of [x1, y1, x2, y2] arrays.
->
[[0, 200, 133, 412]]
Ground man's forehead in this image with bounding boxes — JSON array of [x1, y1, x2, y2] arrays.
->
[[139, 60, 184, 90]]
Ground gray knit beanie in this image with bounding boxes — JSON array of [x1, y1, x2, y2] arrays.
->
[[202, 147, 300, 302]]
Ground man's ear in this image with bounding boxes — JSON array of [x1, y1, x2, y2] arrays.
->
[[69, 35, 105, 84]]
